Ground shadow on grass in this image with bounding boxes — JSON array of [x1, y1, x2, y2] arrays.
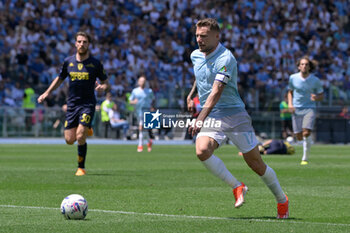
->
[[86, 173, 115, 176], [226, 216, 302, 221], [86, 172, 144, 177]]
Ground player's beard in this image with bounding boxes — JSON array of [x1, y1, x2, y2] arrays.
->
[[199, 45, 214, 54], [77, 47, 88, 56]]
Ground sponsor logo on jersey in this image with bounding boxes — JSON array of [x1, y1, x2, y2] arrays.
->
[[69, 62, 74, 67], [69, 72, 89, 81]]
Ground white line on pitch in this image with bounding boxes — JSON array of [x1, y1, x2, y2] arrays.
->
[[0, 204, 349, 228]]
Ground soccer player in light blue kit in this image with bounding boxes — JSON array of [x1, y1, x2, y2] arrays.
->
[[187, 18, 289, 219], [288, 56, 324, 165], [129, 75, 154, 152]]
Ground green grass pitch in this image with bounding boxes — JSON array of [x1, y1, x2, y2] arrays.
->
[[0, 144, 349, 233]]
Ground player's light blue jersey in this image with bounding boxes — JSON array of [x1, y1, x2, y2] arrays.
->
[[191, 43, 245, 118], [288, 72, 323, 109], [129, 87, 154, 117]]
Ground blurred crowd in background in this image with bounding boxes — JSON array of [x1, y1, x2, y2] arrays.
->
[[0, 0, 350, 115]]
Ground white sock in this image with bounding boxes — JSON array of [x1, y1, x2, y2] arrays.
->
[[302, 136, 311, 161], [138, 131, 143, 147], [202, 155, 241, 188], [260, 165, 286, 203]]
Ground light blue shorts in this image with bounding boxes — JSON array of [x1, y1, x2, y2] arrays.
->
[[197, 111, 258, 153]]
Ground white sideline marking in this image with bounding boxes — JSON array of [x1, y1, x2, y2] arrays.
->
[[0, 204, 349, 228]]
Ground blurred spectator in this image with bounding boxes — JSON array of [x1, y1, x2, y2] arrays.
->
[[338, 105, 350, 120], [100, 92, 115, 138], [22, 82, 36, 131], [15, 47, 29, 77], [0, 0, 349, 113], [109, 104, 129, 139], [279, 93, 292, 139], [11, 81, 24, 107]]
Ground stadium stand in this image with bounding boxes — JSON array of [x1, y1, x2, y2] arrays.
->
[[0, 0, 349, 140]]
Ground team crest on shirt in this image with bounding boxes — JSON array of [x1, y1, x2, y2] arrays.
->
[[78, 63, 83, 70], [69, 62, 74, 67]]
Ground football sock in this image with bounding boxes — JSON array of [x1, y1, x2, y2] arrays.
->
[[202, 155, 241, 188], [302, 136, 311, 161], [261, 165, 286, 203], [77, 143, 87, 168], [138, 131, 143, 147]]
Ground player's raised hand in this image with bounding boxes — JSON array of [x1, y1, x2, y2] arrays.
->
[[310, 94, 317, 101], [37, 92, 48, 103], [188, 119, 203, 137], [95, 81, 108, 91], [288, 105, 295, 113]]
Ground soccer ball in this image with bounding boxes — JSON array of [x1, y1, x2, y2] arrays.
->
[[60, 194, 88, 220], [286, 136, 294, 144]]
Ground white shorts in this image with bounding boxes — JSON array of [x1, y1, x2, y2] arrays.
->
[[292, 109, 316, 133], [197, 111, 258, 153]]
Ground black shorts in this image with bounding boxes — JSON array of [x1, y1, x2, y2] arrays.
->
[[64, 104, 95, 129]]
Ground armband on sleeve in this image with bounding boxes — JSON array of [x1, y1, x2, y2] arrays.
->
[[215, 73, 230, 84]]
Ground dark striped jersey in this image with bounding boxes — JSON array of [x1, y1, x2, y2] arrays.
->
[[59, 55, 107, 106]]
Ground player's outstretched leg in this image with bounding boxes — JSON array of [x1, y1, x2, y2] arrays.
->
[[301, 135, 311, 165], [137, 130, 143, 152], [76, 143, 87, 176], [197, 136, 245, 208], [243, 146, 288, 218], [75, 125, 88, 176], [147, 139, 153, 152]]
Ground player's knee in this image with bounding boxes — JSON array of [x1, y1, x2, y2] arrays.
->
[[65, 138, 75, 145], [303, 131, 311, 137], [296, 134, 303, 141], [196, 146, 212, 161], [76, 134, 86, 144]]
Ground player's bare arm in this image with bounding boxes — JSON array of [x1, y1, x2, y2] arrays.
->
[[37, 76, 64, 103], [129, 98, 138, 105], [287, 90, 295, 113], [187, 80, 197, 113], [189, 80, 225, 136], [311, 92, 324, 101]]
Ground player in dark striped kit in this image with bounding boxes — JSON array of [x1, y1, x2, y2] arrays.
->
[[38, 32, 109, 176]]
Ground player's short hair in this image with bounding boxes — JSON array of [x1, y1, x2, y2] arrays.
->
[[297, 56, 318, 73], [75, 31, 91, 43], [196, 18, 220, 32]]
